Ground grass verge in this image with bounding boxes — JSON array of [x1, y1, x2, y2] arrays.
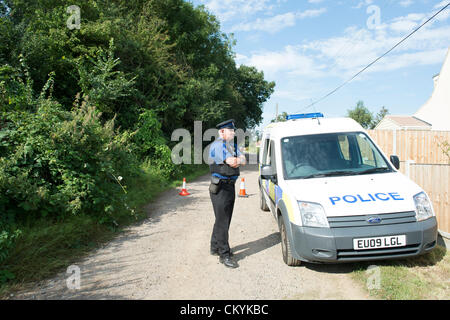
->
[[0, 163, 209, 298], [351, 245, 449, 299]]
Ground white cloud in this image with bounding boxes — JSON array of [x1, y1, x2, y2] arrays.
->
[[231, 12, 297, 33], [353, 0, 374, 9], [199, 0, 273, 22], [389, 13, 426, 33], [369, 49, 448, 73], [238, 6, 450, 81], [297, 8, 327, 19], [230, 8, 327, 33], [271, 90, 310, 102], [237, 45, 326, 78], [308, 25, 450, 77], [399, 0, 414, 8], [434, 1, 449, 9]]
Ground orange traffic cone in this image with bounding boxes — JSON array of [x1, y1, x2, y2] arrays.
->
[[179, 178, 190, 196], [238, 178, 248, 198]]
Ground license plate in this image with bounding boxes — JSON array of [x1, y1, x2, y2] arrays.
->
[[353, 235, 406, 250]]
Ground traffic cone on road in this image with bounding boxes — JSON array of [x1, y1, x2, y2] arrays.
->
[[238, 178, 249, 198], [179, 178, 191, 196]]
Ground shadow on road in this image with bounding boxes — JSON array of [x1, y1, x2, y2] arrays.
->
[[231, 232, 281, 262]]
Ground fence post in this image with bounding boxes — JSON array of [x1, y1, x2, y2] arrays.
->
[[405, 160, 415, 178], [393, 129, 396, 155]]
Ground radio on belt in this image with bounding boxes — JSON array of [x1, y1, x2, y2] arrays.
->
[[258, 112, 438, 265]]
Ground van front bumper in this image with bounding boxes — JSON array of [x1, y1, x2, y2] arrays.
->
[[290, 216, 437, 263]]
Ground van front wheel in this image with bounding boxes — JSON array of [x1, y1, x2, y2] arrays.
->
[[260, 189, 269, 211], [279, 217, 302, 266]]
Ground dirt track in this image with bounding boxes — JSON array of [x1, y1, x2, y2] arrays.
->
[[13, 164, 371, 300]]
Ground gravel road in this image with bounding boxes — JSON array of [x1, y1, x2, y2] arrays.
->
[[13, 164, 371, 300]]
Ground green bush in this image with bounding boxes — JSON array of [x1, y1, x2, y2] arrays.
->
[[0, 55, 143, 276], [0, 95, 139, 226], [76, 39, 137, 117], [132, 109, 181, 179], [0, 227, 21, 284]]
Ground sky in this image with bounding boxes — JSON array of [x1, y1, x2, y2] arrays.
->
[[190, 0, 450, 129]]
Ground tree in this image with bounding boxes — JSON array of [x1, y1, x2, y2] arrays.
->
[[1, 0, 275, 139], [347, 101, 390, 130], [347, 101, 373, 129], [271, 111, 288, 123], [235, 65, 275, 129], [371, 106, 389, 129]]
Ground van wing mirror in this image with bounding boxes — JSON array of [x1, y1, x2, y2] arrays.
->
[[261, 165, 276, 180], [390, 155, 400, 170]]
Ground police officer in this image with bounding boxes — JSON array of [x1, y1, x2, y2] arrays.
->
[[208, 119, 246, 268]]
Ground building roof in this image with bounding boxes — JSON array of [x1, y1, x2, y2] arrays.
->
[[383, 115, 431, 128]]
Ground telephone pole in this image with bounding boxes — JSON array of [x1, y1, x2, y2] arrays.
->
[[275, 103, 279, 122]]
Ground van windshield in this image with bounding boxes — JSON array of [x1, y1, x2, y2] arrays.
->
[[281, 132, 392, 179]]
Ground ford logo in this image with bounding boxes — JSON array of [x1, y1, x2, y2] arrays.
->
[[367, 216, 382, 224]]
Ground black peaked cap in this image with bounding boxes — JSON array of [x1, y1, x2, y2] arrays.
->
[[216, 119, 236, 130]]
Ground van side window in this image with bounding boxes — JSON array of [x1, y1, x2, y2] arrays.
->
[[262, 138, 271, 165], [269, 140, 277, 170]]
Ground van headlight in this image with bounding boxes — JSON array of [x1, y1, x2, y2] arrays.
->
[[298, 201, 329, 228], [413, 192, 434, 221]]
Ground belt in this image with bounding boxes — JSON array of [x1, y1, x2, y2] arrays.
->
[[212, 173, 238, 181], [220, 179, 236, 184]]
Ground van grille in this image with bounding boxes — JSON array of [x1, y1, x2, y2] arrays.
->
[[327, 211, 416, 228], [336, 244, 421, 261]]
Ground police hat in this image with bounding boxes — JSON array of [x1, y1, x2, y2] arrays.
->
[[216, 119, 236, 130]]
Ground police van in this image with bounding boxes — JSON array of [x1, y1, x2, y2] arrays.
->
[[259, 112, 437, 265]]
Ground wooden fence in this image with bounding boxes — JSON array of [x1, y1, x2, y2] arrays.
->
[[398, 163, 450, 235], [367, 129, 450, 164], [367, 130, 450, 235]]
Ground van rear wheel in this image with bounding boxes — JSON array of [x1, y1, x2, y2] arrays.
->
[[279, 217, 302, 266]]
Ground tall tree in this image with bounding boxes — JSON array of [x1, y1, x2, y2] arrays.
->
[[1, 0, 275, 135], [347, 101, 373, 129]]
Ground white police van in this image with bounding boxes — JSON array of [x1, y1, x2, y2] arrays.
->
[[259, 113, 437, 265]]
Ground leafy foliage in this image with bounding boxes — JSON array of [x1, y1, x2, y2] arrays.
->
[[271, 111, 288, 123], [347, 101, 389, 129], [1, 97, 139, 223], [347, 101, 373, 129], [76, 39, 137, 116], [0, 0, 275, 282]]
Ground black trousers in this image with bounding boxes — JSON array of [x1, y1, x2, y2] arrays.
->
[[210, 181, 236, 257]]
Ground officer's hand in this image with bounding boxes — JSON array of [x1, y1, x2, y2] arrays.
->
[[238, 155, 246, 166], [225, 157, 239, 168]]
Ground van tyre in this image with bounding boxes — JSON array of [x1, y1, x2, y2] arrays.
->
[[279, 216, 302, 266], [260, 190, 269, 211]]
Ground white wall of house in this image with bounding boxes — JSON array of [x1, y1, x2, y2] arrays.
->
[[414, 48, 450, 131]]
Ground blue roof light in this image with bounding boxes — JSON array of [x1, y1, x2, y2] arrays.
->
[[286, 112, 324, 120]]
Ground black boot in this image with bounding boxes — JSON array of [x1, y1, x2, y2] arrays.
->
[[219, 255, 238, 268]]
